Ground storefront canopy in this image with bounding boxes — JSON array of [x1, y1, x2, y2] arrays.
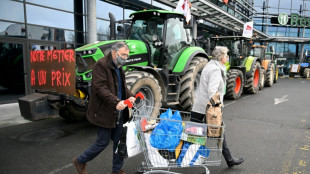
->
[[258, 36, 310, 43], [154, 0, 269, 39]]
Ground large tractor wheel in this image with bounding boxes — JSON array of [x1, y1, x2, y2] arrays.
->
[[178, 57, 208, 111], [59, 102, 87, 122], [225, 69, 244, 100], [274, 65, 279, 83], [245, 61, 261, 94], [259, 68, 266, 90], [125, 71, 162, 118], [303, 68, 310, 78], [265, 64, 274, 87]]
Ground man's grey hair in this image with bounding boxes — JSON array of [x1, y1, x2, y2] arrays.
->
[[212, 46, 229, 61], [111, 41, 129, 52]]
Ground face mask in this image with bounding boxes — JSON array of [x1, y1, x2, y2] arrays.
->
[[116, 54, 127, 68]]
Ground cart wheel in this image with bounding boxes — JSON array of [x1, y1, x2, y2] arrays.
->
[[136, 163, 146, 174]]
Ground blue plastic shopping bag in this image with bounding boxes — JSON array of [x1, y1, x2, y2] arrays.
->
[[149, 109, 183, 152]]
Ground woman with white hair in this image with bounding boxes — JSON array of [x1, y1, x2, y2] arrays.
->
[[191, 46, 244, 168]]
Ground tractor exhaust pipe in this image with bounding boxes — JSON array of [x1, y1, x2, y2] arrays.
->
[[109, 12, 116, 40], [207, 38, 211, 56]]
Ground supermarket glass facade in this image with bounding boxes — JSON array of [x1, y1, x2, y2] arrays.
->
[[0, 0, 254, 103], [253, 0, 310, 74]]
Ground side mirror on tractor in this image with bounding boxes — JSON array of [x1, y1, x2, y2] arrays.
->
[[117, 26, 124, 32], [183, 18, 194, 29], [270, 46, 274, 53]]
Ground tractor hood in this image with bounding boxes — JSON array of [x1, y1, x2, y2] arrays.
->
[[300, 63, 309, 68], [75, 40, 149, 81]]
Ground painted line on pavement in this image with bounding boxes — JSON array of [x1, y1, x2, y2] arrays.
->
[[225, 100, 237, 106], [48, 163, 73, 174], [281, 119, 309, 174], [225, 95, 251, 107]]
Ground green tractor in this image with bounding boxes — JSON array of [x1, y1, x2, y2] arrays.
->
[[59, 10, 209, 120], [250, 44, 277, 89], [210, 36, 262, 100], [264, 47, 279, 84]]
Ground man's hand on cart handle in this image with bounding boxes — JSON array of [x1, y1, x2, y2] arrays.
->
[[128, 97, 136, 104], [124, 92, 145, 108], [116, 101, 127, 111]]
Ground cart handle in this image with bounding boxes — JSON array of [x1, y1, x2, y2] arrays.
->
[[135, 92, 145, 99], [123, 92, 145, 108]]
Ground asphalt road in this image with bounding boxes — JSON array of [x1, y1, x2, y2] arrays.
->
[[0, 77, 310, 174]]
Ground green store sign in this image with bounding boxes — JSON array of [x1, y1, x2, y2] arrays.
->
[[278, 13, 310, 27]]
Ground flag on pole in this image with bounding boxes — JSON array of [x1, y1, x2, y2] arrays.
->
[[176, 0, 192, 24], [223, 0, 229, 4], [242, 21, 253, 38]]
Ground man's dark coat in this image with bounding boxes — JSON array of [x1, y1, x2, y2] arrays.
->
[[87, 53, 133, 128]]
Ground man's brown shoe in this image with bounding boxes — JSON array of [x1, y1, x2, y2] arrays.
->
[[112, 169, 127, 174], [72, 157, 87, 174]]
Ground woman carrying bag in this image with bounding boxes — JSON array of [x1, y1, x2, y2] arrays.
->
[[190, 46, 244, 168]]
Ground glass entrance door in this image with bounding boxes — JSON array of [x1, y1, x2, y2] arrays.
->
[[0, 40, 26, 104]]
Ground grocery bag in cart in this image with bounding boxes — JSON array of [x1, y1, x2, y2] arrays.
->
[[149, 109, 183, 152]]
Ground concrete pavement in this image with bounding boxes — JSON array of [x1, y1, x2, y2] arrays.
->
[[0, 102, 30, 129]]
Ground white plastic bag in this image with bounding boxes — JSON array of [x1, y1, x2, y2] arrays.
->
[[125, 121, 142, 158], [145, 133, 169, 167]]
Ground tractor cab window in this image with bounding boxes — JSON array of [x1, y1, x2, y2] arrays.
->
[[128, 18, 164, 41], [232, 41, 241, 57], [304, 51, 310, 63], [250, 47, 262, 57], [165, 18, 193, 70], [128, 17, 164, 66], [214, 39, 236, 57], [265, 54, 272, 60]]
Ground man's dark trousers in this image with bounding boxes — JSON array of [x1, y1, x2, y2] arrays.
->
[[77, 117, 124, 172]]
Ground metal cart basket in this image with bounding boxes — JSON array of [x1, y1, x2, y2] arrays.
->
[[127, 93, 225, 174]]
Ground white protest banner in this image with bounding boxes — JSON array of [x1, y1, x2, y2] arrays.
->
[[242, 21, 253, 37]]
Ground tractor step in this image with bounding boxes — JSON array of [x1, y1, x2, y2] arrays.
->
[[166, 92, 179, 103], [166, 102, 179, 106]]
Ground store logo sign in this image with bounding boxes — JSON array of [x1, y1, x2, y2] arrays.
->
[[278, 13, 289, 25], [290, 13, 310, 27], [278, 13, 310, 27]]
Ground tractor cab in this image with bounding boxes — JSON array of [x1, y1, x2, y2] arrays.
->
[[265, 46, 275, 61], [127, 10, 194, 71], [211, 36, 252, 68], [250, 45, 266, 61], [302, 49, 310, 63]]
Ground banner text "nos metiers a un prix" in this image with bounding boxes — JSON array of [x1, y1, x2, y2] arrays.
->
[[30, 49, 76, 95]]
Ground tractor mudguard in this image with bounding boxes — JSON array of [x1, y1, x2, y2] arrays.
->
[[172, 47, 208, 74], [126, 65, 166, 98], [261, 60, 271, 71], [300, 63, 310, 68], [229, 66, 246, 78], [244, 56, 260, 77]]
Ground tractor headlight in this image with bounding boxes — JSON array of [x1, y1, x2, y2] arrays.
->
[[85, 71, 92, 78], [82, 48, 97, 55]]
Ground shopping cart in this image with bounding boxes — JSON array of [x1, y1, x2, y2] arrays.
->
[[125, 93, 225, 174]]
